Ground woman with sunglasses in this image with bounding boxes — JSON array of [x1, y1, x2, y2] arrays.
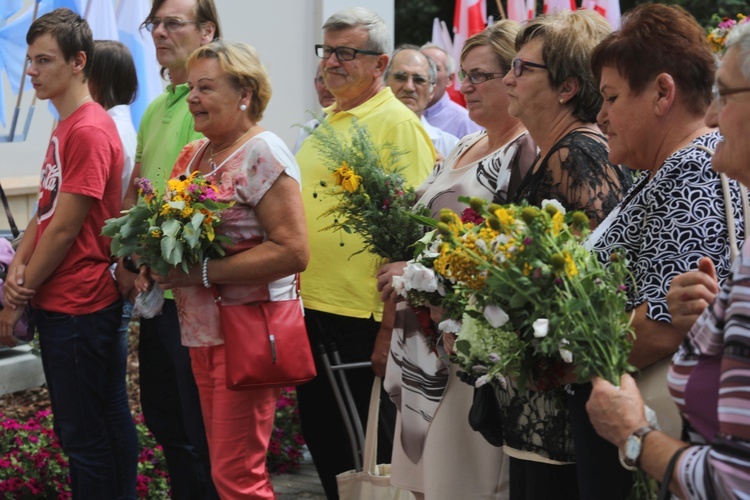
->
[[498, 9, 631, 499]]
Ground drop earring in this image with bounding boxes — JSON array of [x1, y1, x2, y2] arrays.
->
[[240, 104, 248, 111]]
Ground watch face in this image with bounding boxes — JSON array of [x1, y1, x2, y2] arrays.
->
[[625, 435, 641, 463]]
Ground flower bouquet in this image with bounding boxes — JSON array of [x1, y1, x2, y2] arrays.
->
[[103, 172, 233, 276], [422, 197, 635, 388], [309, 118, 430, 262], [707, 13, 749, 54]]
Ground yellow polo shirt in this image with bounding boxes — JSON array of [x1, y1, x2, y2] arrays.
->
[[296, 87, 435, 321]]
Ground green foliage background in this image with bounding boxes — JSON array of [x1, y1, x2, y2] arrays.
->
[[395, 0, 747, 47]]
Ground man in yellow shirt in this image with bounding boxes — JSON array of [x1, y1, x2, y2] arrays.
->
[[295, 7, 435, 498]]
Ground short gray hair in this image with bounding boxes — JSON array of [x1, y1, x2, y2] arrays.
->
[[726, 21, 750, 81], [323, 7, 390, 54], [420, 42, 455, 74], [385, 44, 437, 93]]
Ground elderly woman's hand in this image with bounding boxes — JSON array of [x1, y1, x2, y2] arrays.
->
[[376, 261, 407, 303], [666, 257, 718, 337], [586, 374, 650, 448], [151, 264, 203, 290]]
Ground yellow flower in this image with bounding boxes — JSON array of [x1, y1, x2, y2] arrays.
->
[[552, 211, 563, 235], [563, 251, 578, 277], [151, 229, 162, 238], [341, 172, 362, 193], [494, 207, 515, 229], [160, 203, 172, 216], [181, 207, 194, 218], [333, 162, 352, 186]]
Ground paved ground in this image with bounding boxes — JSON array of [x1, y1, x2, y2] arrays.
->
[[273, 457, 327, 499]]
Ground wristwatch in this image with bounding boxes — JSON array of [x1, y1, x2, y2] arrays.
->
[[621, 425, 656, 470]]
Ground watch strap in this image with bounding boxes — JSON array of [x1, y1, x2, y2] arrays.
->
[[624, 425, 656, 468]]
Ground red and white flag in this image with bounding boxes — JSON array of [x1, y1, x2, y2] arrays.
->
[[452, 0, 486, 102], [543, 0, 576, 14], [508, 0, 536, 21], [581, 0, 621, 28]]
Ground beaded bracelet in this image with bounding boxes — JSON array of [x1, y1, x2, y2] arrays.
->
[[202, 257, 211, 288]]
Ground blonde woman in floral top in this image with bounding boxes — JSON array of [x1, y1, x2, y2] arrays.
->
[[141, 41, 308, 499]]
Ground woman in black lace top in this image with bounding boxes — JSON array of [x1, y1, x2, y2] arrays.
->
[[497, 9, 631, 500]]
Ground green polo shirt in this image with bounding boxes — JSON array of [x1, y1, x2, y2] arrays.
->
[[136, 82, 203, 193]]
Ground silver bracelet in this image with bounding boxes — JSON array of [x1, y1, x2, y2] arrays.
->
[[202, 257, 211, 288]]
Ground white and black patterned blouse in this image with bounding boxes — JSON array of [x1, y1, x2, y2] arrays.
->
[[591, 131, 744, 321]]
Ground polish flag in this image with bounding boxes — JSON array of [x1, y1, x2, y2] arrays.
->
[[452, 0, 486, 103], [582, 0, 621, 28], [543, 0, 576, 14]]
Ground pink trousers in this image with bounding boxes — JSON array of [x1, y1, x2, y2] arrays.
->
[[190, 344, 281, 499]]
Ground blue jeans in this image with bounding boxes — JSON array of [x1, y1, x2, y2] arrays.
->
[[139, 299, 217, 500], [36, 299, 138, 500]]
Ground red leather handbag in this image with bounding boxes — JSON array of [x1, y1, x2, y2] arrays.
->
[[217, 276, 316, 390]]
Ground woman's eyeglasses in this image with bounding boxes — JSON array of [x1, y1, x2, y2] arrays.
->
[[458, 69, 505, 85], [512, 59, 548, 77]]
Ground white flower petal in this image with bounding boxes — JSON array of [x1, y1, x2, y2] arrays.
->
[[558, 339, 573, 363], [532, 318, 549, 338], [542, 199, 566, 215], [484, 305, 510, 328], [438, 319, 462, 334]]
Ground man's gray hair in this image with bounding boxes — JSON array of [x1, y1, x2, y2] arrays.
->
[[420, 42, 455, 75], [385, 44, 437, 93], [726, 21, 750, 81], [323, 7, 390, 55]]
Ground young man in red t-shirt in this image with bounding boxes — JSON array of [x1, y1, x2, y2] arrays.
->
[[0, 8, 138, 498]]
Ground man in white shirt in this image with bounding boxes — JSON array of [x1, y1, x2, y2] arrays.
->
[[385, 45, 459, 158]]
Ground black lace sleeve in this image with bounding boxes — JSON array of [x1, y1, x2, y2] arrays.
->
[[512, 131, 632, 224]]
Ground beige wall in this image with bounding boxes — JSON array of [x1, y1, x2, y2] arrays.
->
[[0, 0, 394, 229]]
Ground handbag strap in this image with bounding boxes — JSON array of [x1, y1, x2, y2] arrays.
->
[[0, 182, 20, 239], [692, 144, 750, 263], [362, 376, 382, 475]]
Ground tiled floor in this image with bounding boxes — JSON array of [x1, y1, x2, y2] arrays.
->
[[273, 458, 326, 499]]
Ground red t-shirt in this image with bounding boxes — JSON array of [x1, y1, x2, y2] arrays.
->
[[32, 101, 122, 314]]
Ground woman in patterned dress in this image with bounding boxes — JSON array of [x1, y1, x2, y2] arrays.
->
[[587, 15, 750, 499], [498, 9, 630, 499], [376, 20, 536, 500], [575, 5, 745, 499]]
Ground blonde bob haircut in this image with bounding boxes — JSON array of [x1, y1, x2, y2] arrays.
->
[[461, 19, 520, 75], [516, 9, 611, 123], [187, 40, 272, 122]]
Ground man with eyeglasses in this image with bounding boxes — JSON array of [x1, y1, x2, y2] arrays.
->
[[295, 7, 435, 499], [421, 42, 483, 139], [385, 45, 459, 158], [116, 0, 220, 498]]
